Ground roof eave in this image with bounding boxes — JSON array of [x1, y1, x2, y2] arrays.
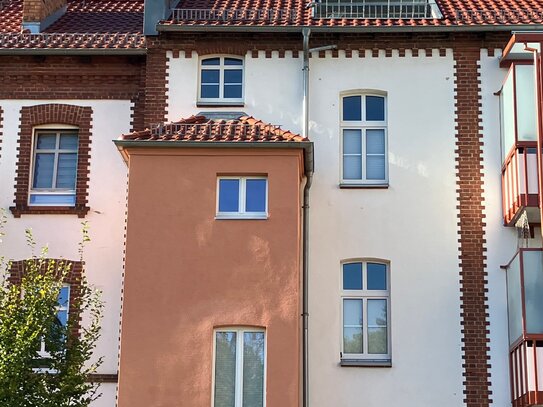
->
[[0, 48, 147, 55], [114, 139, 314, 174], [156, 23, 543, 33]]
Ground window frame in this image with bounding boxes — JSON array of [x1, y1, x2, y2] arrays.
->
[[37, 284, 70, 359], [198, 55, 245, 105], [211, 327, 267, 407], [216, 176, 268, 220], [339, 91, 388, 187], [29, 125, 79, 207], [340, 260, 391, 363]]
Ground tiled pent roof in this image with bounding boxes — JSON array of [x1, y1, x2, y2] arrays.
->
[[121, 115, 308, 143], [162, 0, 543, 28], [0, 0, 144, 50]]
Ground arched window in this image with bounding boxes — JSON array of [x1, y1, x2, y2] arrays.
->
[[340, 92, 388, 186], [199, 56, 244, 104], [341, 260, 391, 363]]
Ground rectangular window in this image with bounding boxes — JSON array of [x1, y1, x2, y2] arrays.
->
[[39, 285, 70, 357], [341, 94, 388, 186], [341, 261, 390, 362], [30, 129, 79, 206], [199, 56, 244, 104], [213, 328, 266, 407], [217, 177, 268, 219]]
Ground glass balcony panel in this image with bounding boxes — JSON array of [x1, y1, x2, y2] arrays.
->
[[516, 65, 537, 142], [501, 72, 516, 160], [507, 253, 523, 345], [523, 251, 543, 334]]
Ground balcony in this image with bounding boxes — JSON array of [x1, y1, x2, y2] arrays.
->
[[312, 0, 440, 19], [500, 61, 539, 226], [502, 143, 539, 226], [505, 249, 543, 406]]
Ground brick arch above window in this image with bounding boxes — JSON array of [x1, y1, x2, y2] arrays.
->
[[9, 104, 92, 218]]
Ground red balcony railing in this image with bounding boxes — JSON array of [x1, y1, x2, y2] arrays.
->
[[502, 142, 539, 226], [510, 338, 543, 407]]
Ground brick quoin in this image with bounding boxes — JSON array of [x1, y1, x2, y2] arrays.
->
[[0, 107, 3, 159], [454, 39, 491, 407], [10, 104, 93, 218]]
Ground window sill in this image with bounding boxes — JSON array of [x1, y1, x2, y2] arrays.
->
[[197, 102, 245, 108], [215, 214, 268, 220], [339, 183, 389, 189], [9, 205, 90, 218], [340, 359, 392, 367]]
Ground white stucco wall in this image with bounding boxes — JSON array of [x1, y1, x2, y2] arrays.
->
[[167, 50, 464, 406], [0, 99, 131, 407]]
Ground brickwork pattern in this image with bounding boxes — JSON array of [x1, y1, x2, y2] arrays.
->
[[10, 104, 92, 217], [454, 41, 491, 407], [22, 0, 65, 22]]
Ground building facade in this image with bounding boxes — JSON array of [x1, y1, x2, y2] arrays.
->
[[0, 0, 542, 406]]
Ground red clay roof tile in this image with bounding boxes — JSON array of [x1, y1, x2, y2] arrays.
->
[[121, 115, 308, 143]]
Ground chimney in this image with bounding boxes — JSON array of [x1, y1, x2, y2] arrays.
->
[[22, 0, 67, 33]]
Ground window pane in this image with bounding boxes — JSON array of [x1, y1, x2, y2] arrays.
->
[[214, 332, 237, 407], [224, 69, 242, 84], [242, 332, 265, 407], [366, 129, 385, 154], [202, 57, 220, 65], [59, 134, 78, 150], [343, 96, 362, 121], [202, 85, 220, 99], [224, 85, 242, 99], [366, 96, 385, 121], [36, 134, 56, 149], [56, 153, 77, 189], [366, 156, 386, 180], [33, 153, 55, 188], [225, 58, 243, 65], [56, 310, 68, 327], [29, 194, 75, 205], [343, 130, 362, 154], [343, 156, 362, 180], [58, 286, 70, 308], [367, 263, 387, 290], [219, 179, 240, 212], [343, 299, 363, 326], [343, 327, 363, 354], [367, 299, 387, 327], [368, 327, 387, 354], [246, 179, 266, 213], [202, 69, 220, 84], [343, 263, 362, 290]]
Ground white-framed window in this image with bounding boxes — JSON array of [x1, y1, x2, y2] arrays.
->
[[341, 261, 390, 361], [216, 176, 268, 219], [38, 284, 70, 358], [30, 127, 79, 206], [199, 56, 244, 104], [340, 92, 388, 185], [212, 328, 266, 407]]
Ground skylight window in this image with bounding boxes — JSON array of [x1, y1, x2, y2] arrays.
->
[[312, 0, 442, 19]]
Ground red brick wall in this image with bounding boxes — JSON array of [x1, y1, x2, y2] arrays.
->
[[10, 104, 92, 218], [22, 0, 65, 22], [454, 40, 491, 407]]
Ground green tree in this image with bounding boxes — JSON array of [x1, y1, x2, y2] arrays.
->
[[0, 217, 104, 407]]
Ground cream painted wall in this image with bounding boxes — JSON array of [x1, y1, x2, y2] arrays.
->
[[0, 99, 131, 407], [167, 50, 465, 406]]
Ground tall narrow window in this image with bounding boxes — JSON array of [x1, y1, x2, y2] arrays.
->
[[199, 56, 244, 104], [341, 93, 387, 185], [341, 261, 390, 362], [30, 129, 79, 206], [39, 285, 70, 357], [213, 328, 265, 407]]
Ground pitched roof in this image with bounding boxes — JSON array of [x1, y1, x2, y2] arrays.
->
[[161, 0, 543, 28], [0, 0, 145, 51], [120, 114, 308, 144]]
